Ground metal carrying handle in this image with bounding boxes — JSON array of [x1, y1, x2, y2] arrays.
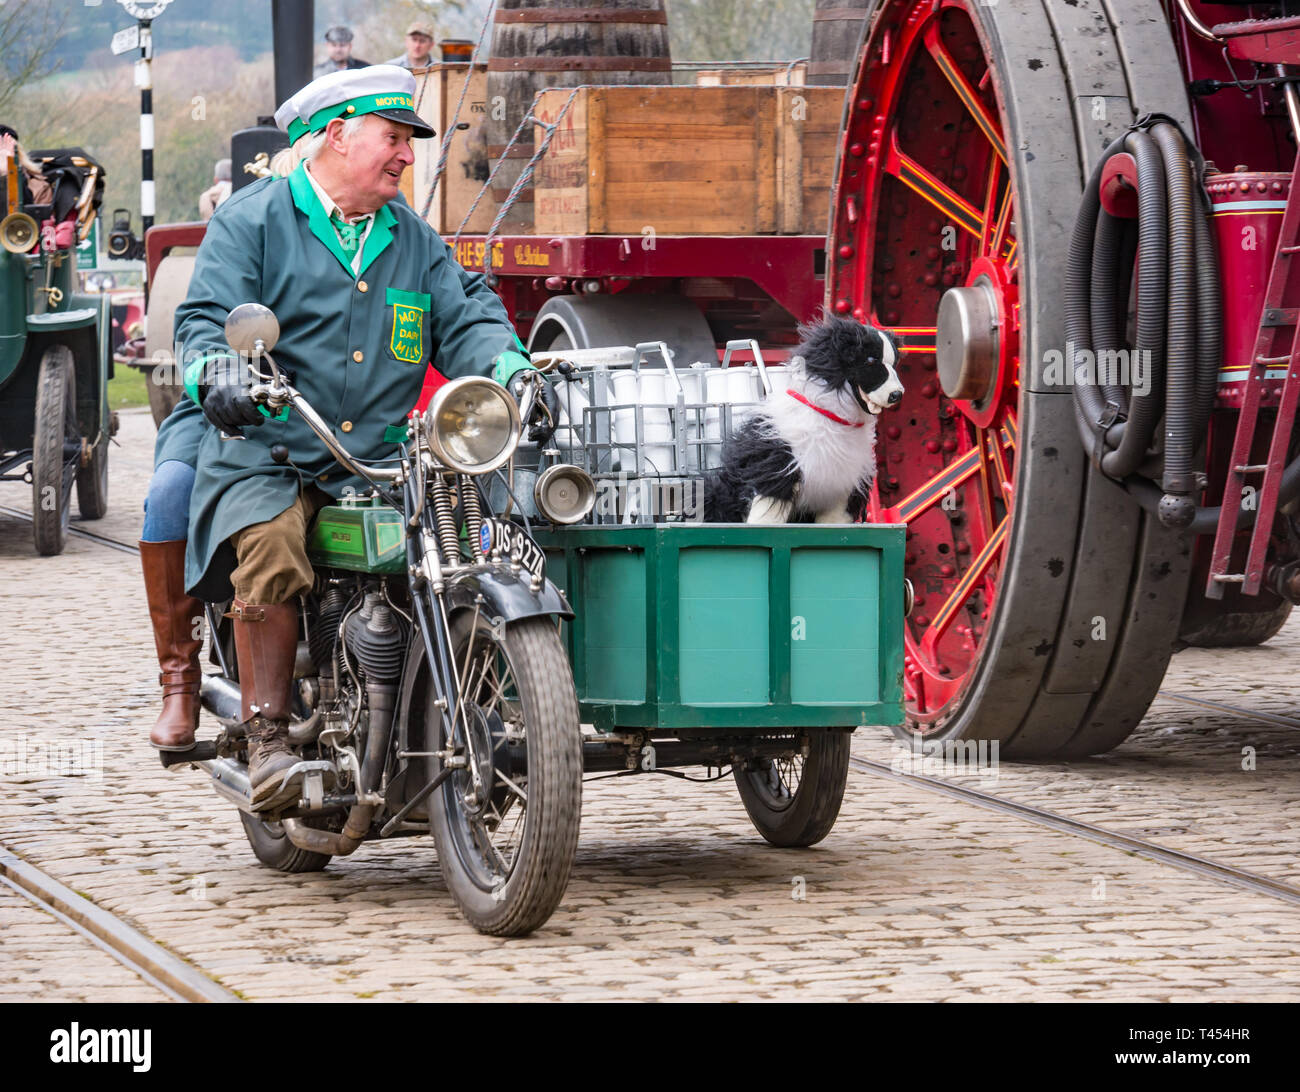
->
[[721, 338, 771, 394], [633, 341, 683, 393]]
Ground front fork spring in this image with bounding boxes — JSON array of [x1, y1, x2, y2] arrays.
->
[[430, 473, 462, 565]]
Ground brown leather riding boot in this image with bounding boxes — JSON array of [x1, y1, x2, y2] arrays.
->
[[230, 598, 302, 808], [139, 540, 203, 751]]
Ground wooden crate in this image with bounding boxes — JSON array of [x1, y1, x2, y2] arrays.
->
[[693, 62, 807, 86], [531, 85, 842, 236], [406, 62, 497, 236], [776, 86, 842, 234]]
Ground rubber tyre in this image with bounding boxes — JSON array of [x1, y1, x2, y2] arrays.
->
[[75, 432, 109, 520], [829, 0, 1194, 759], [239, 813, 335, 873], [1181, 600, 1292, 648], [428, 614, 582, 936], [146, 375, 182, 430], [32, 345, 78, 556], [734, 728, 851, 848], [144, 254, 196, 428], [527, 293, 717, 367]]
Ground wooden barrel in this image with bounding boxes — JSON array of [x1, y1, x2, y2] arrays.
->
[[484, 0, 672, 233], [808, 0, 871, 87]]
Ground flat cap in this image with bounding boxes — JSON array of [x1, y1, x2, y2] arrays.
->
[[274, 65, 435, 143]]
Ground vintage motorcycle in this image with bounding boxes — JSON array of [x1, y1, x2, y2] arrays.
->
[[162, 303, 593, 937]]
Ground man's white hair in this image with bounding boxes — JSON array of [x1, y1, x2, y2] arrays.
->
[[305, 114, 367, 161]]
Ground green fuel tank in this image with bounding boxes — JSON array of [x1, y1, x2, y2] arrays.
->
[[306, 499, 406, 575]]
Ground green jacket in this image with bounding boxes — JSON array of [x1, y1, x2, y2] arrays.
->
[[154, 396, 206, 469], [175, 164, 528, 599], [152, 196, 514, 475]]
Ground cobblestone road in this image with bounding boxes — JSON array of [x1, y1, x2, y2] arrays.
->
[[1, 409, 1297, 1000]]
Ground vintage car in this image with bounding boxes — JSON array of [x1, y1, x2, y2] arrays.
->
[[0, 148, 115, 554]]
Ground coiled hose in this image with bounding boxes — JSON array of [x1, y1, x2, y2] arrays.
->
[[1067, 116, 1221, 528]]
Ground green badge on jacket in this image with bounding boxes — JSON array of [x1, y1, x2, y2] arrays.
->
[[387, 287, 428, 364]]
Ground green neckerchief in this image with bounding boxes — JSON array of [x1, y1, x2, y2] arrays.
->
[[287, 163, 396, 280], [329, 208, 370, 260]]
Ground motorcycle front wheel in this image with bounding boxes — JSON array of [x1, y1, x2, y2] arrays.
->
[[427, 613, 582, 936]]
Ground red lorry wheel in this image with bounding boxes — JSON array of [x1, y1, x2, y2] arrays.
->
[[829, 0, 1193, 758]]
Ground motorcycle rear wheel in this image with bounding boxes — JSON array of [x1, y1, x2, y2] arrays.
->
[[428, 613, 582, 937], [239, 813, 337, 873]]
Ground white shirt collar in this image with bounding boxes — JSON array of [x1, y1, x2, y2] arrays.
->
[[303, 162, 374, 275]]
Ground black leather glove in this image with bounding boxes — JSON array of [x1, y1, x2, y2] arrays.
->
[[198, 356, 264, 436], [509, 369, 559, 445]]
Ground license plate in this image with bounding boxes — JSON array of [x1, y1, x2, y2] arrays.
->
[[481, 518, 545, 578]]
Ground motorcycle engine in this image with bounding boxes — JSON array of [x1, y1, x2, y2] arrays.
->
[[343, 591, 408, 683]]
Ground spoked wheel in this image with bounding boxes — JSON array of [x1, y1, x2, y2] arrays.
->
[[734, 728, 851, 848], [427, 612, 582, 936], [829, 0, 1193, 757], [32, 345, 79, 556]]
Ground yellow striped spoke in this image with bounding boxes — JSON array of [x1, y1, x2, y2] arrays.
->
[[923, 516, 1008, 650], [924, 24, 1008, 165], [885, 137, 983, 240]]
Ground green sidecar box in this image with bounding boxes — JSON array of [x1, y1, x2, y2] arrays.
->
[[534, 523, 906, 733]]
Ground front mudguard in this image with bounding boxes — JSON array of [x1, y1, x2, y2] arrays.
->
[[445, 563, 573, 625]]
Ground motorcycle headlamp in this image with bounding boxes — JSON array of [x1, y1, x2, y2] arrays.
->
[[424, 376, 520, 475]]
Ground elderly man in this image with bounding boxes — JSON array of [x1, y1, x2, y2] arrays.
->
[[169, 66, 545, 808], [314, 25, 368, 76], [385, 21, 435, 70]]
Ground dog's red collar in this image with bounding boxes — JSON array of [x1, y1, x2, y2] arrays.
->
[[786, 389, 865, 428]]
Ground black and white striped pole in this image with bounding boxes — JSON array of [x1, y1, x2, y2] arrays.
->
[[116, 1, 172, 288], [138, 20, 154, 241]]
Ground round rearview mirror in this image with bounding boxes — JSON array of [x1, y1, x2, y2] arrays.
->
[[224, 303, 280, 355]]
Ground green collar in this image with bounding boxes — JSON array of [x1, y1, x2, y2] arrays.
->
[[287, 163, 397, 279]]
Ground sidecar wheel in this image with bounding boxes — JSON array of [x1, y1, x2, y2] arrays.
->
[[239, 813, 335, 873], [734, 728, 851, 848], [428, 613, 582, 937]]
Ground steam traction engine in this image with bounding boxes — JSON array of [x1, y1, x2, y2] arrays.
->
[[826, 0, 1300, 756]]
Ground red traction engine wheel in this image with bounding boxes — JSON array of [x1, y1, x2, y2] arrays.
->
[[828, 0, 1195, 758]]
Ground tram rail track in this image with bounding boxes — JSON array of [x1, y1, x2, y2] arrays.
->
[[847, 757, 1300, 909], [0, 504, 140, 555], [0, 845, 238, 1002]]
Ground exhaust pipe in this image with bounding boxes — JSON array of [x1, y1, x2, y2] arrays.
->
[[282, 806, 375, 856], [199, 674, 243, 725]]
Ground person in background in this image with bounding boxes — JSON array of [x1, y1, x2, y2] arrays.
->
[[314, 25, 368, 76], [0, 124, 53, 207], [198, 158, 232, 221], [385, 22, 435, 70]]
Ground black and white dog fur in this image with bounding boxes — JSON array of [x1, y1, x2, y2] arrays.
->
[[704, 317, 904, 524]]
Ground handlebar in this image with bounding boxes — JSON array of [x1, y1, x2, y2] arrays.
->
[[247, 374, 404, 484]]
